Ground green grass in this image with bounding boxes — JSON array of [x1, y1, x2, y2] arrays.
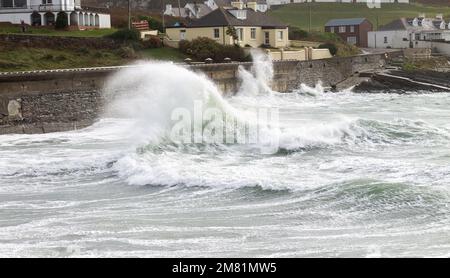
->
[[0, 47, 128, 72], [138, 47, 189, 62], [269, 3, 450, 31], [0, 25, 117, 37], [0, 45, 189, 72]]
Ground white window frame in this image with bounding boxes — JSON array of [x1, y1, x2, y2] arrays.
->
[[213, 28, 220, 39], [237, 28, 244, 41], [250, 28, 256, 40], [350, 25, 355, 33], [339, 26, 346, 33], [347, 36, 357, 45], [330, 27, 335, 33], [277, 30, 283, 41], [180, 30, 186, 40]]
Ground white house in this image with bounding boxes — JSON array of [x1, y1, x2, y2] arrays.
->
[[164, 0, 268, 18], [0, 0, 111, 28], [368, 16, 450, 49]]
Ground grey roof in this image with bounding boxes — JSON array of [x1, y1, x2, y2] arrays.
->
[[379, 19, 408, 31], [166, 0, 191, 7], [213, 0, 232, 6], [379, 18, 448, 31], [170, 7, 189, 18], [185, 3, 213, 18], [325, 18, 367, 27], [169, 7, 287, 28], [214, 0, 267, 7]]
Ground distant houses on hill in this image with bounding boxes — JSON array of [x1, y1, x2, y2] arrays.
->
[[368, 15, 450, 48], [0, 0, 111, 28], [164, 0, 268, 19]]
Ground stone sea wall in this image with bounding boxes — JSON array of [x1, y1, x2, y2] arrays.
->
[[0, 52, 399, 134]]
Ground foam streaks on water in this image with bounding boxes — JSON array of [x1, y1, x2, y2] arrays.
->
[[0, 58, 449, 257]]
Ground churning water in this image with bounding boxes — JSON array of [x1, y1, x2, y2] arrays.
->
[[0, 55, 449, 257]]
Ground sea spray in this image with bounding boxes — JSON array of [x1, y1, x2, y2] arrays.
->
[[298, 82, 326, 96], [238, 49, 274, 96], [102, 61, 280, 151]]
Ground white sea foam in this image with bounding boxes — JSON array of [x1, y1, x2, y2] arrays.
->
[[1, 52, 450, 258]]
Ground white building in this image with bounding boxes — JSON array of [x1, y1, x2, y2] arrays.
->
[[164, 1, 214, 19], [165, 0, 268, 18], [0, 0, 111, 28], [368, 16, 450, 49]]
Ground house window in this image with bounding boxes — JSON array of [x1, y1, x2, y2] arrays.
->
[[277, 30, 283, 41], [384, 36, 388, 43], [330, 27, 335, 33], [1, 0, 27, 7], [180, 30, 186, 40], [350, 26, 355, 33], [347, 36, 357, 45], [213, 28, 220, 39], [237, 28, 243, 41], [250, 28, 256, 40], [339, 26, 346, 33]]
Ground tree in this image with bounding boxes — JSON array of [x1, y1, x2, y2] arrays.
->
[[226, 26, 238, 45]]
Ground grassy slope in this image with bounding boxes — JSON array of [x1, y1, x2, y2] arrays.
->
[[0, 47, 128, 72], [0, 46, 187, 72], [139, 48, 188, 62], [269, 3, 450, 31]]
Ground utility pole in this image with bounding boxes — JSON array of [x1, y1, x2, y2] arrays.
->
[[177, 0, 182, 17], [309, 2, 312, 32], [128, 0, 131, 30], [162, 0, 165, 33]]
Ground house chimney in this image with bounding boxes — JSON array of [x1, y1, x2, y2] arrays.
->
[[165, 4, 173, 15], [231, 1, 245, 10], [247, 2, 258, 11]]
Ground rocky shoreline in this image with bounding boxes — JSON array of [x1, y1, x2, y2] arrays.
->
[[354, 69, 450, 93]]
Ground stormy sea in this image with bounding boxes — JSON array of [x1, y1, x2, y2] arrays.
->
[[0, 54, 449, 257]]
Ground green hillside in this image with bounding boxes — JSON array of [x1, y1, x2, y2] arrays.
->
[[268, 3, 450, 31]]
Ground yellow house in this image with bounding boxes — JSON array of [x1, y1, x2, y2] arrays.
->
[[165, 6, 289, 49]]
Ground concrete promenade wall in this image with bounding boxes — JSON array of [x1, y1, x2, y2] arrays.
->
[[0, 52, 398, 134]]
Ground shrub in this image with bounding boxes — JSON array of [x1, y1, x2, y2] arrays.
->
[[108, 28, 141, 42], [216, 45, 248, 61], [289, 27, 308, 40], [402, 62, 418, 72], [179, 40, 192, 54], [138, 15, 164, 33], [55, 13, 68, 30], [77, 47, 90, 55], [41, 53, 54, 60], [179, 37, 249, 62], [142, 36, 163, 49], [188, 37, 220, 60], [318, 43, 338, 56], [116, 46, 137, 59]]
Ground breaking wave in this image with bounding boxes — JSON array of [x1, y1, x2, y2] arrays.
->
[[94, 53, 450, 189]]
